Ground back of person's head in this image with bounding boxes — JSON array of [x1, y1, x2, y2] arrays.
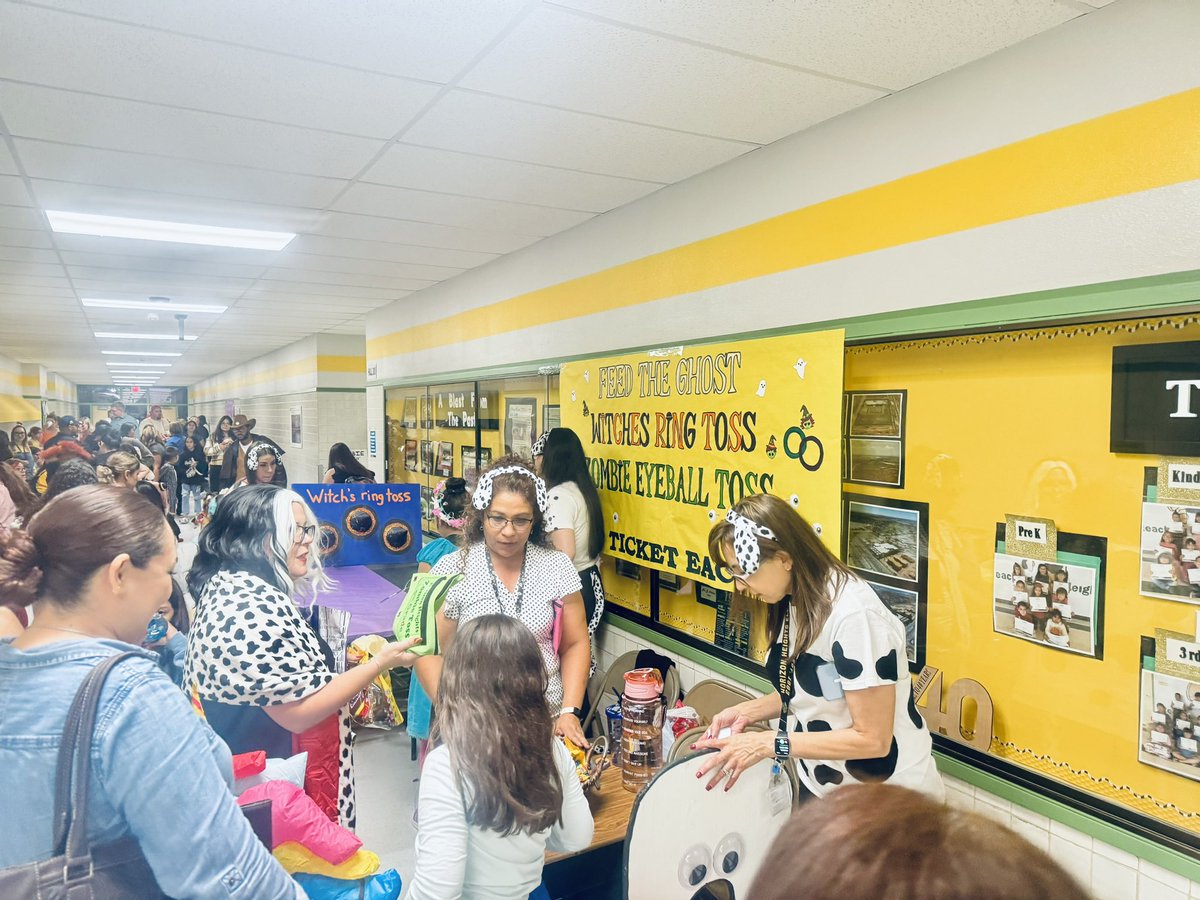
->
[[119, 423, 135, 438], [169, 420, 184, 436], [0, 484, 167, 610], [0, 429, 10, 458], [45, 458, 98, 500], [435, 614, 561, 836], [749, 784, 1090, 900], [106, 450, 141, 481], [433, 477, 470, 527], [327, 441, 374, 480], [163, 447, 180, 464], [540, 427, 603, 558], [188, 484, 329, 601], [0, 462, 40, 523]]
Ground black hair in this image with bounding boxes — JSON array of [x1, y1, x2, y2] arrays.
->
[[45, 459, 99, 500], [327, 441, 375, 481], [167, 579, 190, 633], [163, 447, 180, 463], [120, 423, 135, 438], [188, 485, 289, 598], [540, 428, 604, 558], [441, 477, 470, 518]]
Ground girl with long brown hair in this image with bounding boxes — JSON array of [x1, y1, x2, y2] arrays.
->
[[694, 493, 941, 800], [409, 615, 593, 899]]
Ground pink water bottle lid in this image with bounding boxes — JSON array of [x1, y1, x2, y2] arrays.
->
[[623, 667, 663, 700]]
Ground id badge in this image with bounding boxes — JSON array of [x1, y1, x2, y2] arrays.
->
[[816, 662, 844, 700], [768, 764, 790, 815]]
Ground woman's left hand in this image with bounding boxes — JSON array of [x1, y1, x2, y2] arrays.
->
[[693, 730, 773, 791], [555, 713, 590, 749]]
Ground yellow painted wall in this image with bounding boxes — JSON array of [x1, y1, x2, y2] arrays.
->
[[844, 313, 1200, 834]]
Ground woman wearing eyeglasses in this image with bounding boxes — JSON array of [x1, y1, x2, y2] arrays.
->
[[184, 485, 421, 828], [415, 456, 592, 749]]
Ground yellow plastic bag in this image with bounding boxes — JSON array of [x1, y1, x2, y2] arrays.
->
[[272, 842, 380, 878]]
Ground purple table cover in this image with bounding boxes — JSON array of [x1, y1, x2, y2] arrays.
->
[[319, 565, 407, 637]]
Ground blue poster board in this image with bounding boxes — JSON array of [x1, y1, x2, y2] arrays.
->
[[294, 483, 423, 567]]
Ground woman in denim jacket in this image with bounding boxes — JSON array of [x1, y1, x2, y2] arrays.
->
[[0, 485, 301, 899]]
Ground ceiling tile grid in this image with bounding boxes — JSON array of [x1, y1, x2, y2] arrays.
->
[[0, 0, 1096, 385]]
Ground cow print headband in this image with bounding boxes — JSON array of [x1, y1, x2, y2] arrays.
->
[[246, 441, 283, 474], [726, 509, 776, 576], [472, 465, 549, 512], [531, 431, 550, 458]]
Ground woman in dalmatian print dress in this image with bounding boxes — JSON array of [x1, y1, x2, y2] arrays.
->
[[413, 456, 593, 749], [694, 493, 943, 801], [185, 485, 420, 828]]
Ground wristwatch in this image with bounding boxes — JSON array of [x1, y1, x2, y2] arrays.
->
[[558, 706, 583, 719], [774, 734, 791, 761]]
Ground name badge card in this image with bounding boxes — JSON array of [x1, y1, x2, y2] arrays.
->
[[1153, 712, 1167, 724], [1183, 738, 1199, 752], [1014, 618, 1035, 636], [1031, 596, 1048, 611], [1182, 549, 1200, 562], [1053, 602, 1073, 619], [1151, 731, 1171, 745]]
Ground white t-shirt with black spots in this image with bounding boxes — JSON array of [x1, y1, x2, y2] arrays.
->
[[544, 481, 598, 573], [430, 542, 582, 710], [775, 576, 943, 800]]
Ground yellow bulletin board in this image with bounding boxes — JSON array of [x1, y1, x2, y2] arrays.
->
[[844, 313, 1200, 839]]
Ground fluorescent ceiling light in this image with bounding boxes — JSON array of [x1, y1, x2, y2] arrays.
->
[[83, 298, 227, 314], [112, 381, 157, 385], [47, 210, 295, 251], [95, 332, 198, 341], [101, 350, 181, 357], [106, 361, 171, 368]]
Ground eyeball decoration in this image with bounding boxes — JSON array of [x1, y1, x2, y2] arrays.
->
[[472, 465, 548, 512], [812, 522, 823, 536], [570, 390, 577, 402], [707, 509, 717, 523], [726, 510, 777, 576], [583, 369, 590, 383], [612, 512, 619, 524], [789, 494, 800, 509]]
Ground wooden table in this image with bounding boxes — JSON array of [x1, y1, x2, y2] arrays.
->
[[546, 763, 636, 864]]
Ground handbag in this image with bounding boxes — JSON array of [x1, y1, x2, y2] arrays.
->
[[0, 651, 166, 899]]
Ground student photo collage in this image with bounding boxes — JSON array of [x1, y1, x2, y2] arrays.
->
[[992, 554, 1098, 657], [1139, 668, 1200, 782], [1140, 502, 1200, 604]]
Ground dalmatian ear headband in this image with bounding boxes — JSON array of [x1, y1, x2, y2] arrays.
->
[[472, 465, 549, 512], [726, 509, 776, 576], [531, 430, 550, 458], [246, 441, 283, 472]]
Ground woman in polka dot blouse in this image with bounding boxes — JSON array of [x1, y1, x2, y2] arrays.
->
[[694, 493, 942, 801], [413, 457, 592, 749]]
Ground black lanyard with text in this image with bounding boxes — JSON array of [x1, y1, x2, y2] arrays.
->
[[775, 611, 793, 764]]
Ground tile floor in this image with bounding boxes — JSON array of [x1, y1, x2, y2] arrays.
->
[[354, 727, 421, 892]]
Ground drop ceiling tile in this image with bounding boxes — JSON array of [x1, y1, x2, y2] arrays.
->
[[58, 250, 269, 280], [2, 4, 440, 138], [0, 176, 33, 207], [258, 267, 434, 293], [70, 278, 251, 300], [554, 0, 1079, 90], [0, 83, 385, 178], [0, 143, 18, 176], [233, 281, 401, 301], [361, 143, 663, 212], [14, 140, 348, 209], [267, 252, 468, 280], [0, 205, 45, 230], [332, 182, 593, 236], [0, 247, 62, 265], [0, 284, 77, 298], [29, 0, 529, 83], [302, 214, 513, 262], [404, 90, 753, 182], [464, 6, 884, 143], [0, 261, 66, 278], [285, 235, 490, 275], [51, 234, 283, 266], [0, 274, 72, 289], [0, 227, 54, 249]]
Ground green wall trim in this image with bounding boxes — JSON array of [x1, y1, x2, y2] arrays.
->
[[370, 269, 1200, 389], [936, 754, 1200, 883], [602, 613, 771, 694]]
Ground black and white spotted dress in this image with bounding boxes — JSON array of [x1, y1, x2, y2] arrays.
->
[[183, 570, 357, 828], [429, 542, 582, 710], [773, 576, 943, 800]]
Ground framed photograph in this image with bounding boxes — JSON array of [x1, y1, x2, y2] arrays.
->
[[419, 440, 434, 475], [846, 390, 906, 439], [401, 397, 418, 428], [847, 438, 904, 488], [437, 441, 454, 478], [658, 570, 682, 593], [1139, 469, 1200, 605], [992, 552, 1101, 658], [505, 397, 537, 458], [460, 446, 493, 488], [544, 404, 561, 433], [842, 494, 929, 672], [1138, 665, 1200, 783], [404, 439, 418, 473], [289, 407, 302, 447]]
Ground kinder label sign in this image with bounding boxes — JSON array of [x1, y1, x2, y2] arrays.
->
[[560, 330, 844, 587]]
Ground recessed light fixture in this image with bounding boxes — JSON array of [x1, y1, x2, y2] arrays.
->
[[101, 350, 182, 357], [94, 332, 198, 341], [47, 210, 295, 251], [83, 298, 227, 314]]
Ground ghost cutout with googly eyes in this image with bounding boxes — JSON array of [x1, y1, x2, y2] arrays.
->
[[755, 379, 766, 398], [624, 752, 794, 900], [571, 390, 577, 402]]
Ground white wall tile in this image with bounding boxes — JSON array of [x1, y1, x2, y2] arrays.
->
[[1050, 820, 1094, 850], [1189, 879, 1200, 898], [1139, 874, 1188, 900], [971, 792, 1012, 827], [1011, 803, 1050, 831], [1139, 860, 1192, 894], [1008, 815, 1049, 853], [1049, 834, 1093, 890], [1096, 840, 1141, 871], [945, 786, 975, 812], [1092, 855, 1139, 900]]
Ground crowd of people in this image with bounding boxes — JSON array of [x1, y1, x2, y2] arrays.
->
[[0, 418, 1097, 898]]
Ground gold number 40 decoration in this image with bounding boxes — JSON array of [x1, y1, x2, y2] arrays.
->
[[914, 666, 994, 752]]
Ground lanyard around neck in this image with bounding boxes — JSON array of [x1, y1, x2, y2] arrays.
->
[[486, 548, 527, 617], [776, 610, 793, 762]]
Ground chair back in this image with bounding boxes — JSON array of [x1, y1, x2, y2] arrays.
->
[[684, 679, 757, 725]]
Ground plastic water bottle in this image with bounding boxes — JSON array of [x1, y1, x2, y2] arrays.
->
[[621, 668, 664, 793]]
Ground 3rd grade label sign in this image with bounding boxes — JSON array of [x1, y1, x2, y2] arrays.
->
[[560, 330, 844, 587]]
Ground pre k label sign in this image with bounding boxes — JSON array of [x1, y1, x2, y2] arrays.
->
[[1015, 521, 1047, 543]]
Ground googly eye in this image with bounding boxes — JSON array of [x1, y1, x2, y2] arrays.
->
[[678, 844, 712, 889], [812, 522, 823, 536], [707, 509, 717, 522], [612, 512, 619, 524], [789, 494, 800, 508], [714, 834, 745, 875]]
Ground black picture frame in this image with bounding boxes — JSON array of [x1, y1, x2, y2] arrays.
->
[[844, 390, 907, 489], [842, 493, 930, 672]]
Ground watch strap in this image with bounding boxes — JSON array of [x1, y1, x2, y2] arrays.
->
[[558, 706, 583, 719]]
